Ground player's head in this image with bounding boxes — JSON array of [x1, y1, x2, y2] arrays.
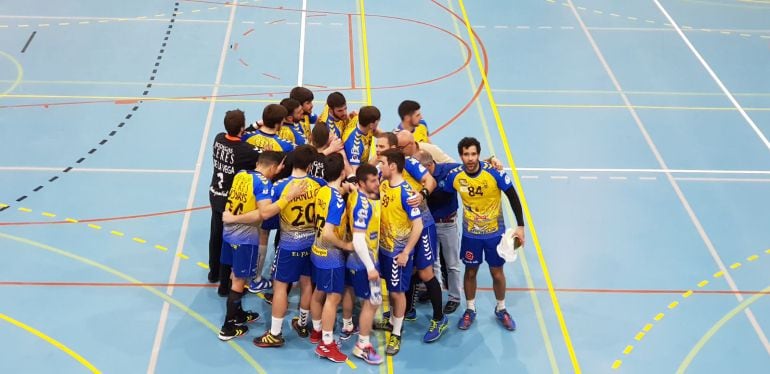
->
[[326, 92, 348, 120], [398, 100, 422, 127], [379, 148, 405, 179], [323, 153, 345, 183], [358, 105, 381, 133], [458, 137, 481, 172], [290, 86, 314, 115], [262, 104, 288, 130], [224, 109, 246, 136], [396, 130, 417, 156], [311, 122, 330, 149], [292, 144, 317, 172], [375, 132, 398, 157], [280, 98, 303, 124], [257, 150, 285, 178], [356, 163, 380, 196], [414, 150, 435, 174]]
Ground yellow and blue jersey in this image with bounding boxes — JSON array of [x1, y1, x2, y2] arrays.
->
[[242, 130, 295, 152], [223, 170, 272, 244], [395, 119, 430, 143], [401, 156, 435, 227], [379, 180, 421, 257], [346, 189, 380, 270], [318, 105, 356, 139], [342, 125, 372, 167], [272, 175, 325, 251], [311, 186, 347, 269], [279, 122, 309, 146], [443, 163, 513, 239]]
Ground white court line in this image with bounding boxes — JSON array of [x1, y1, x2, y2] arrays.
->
[[652, 0, 770, 153], [508, 167, 770, 175], [146, 1, 239, 373], [0, 14, 225, 23], [567, 0, 770, 356], [0, 167, 193, 174], [297, 0, 308, 86], [675, 177, 770, 183]]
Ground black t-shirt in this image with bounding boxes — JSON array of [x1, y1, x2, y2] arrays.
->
[[209, 132, 261, 212], [308, 151, 326, 180]]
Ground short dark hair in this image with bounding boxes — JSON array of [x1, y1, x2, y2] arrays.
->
[[292, 144, 317, 170], [280, 98, 301, 118], [358, 106, 381, 127], [224, 109, 245, 136], [311, 122, 330, 148], [290, 86, 314, 104], [397, 100, 420, 120], [356, 163, 379, 182], [258, 151, 284, 167], [326, 92, 346, 109], [323, 153, 345, 182], [377, 132, 398, 148], [457, 137, 481, 155], [262, 104, 287, 129], [380, 148, 405, 173]]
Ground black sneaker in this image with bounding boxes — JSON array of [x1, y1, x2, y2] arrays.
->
[[218, 323, 249, 341], [443, 300, 460, 314], [372, 319, 393, 332], [234, 310, 260, 325], [291, 317, 309, 338], [260, 292, 273, 305], [417, 290, 430, 304]]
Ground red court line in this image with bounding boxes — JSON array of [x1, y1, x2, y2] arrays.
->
[[268, 19, 285, 25], [0, 206, 209, 226], [238, 58, 249, 67], [242, 28, 255, 36], [261, 72, 281, 80], [347, 13, 356, 89], [3, 281, 769, 295]]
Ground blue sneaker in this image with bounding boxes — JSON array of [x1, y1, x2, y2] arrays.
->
[[247, 278, 272, 294], [495, 309, 516, 331], [457, 309, 476, 330], [423, 315, 448, 343], [382, 308, 416, 321]]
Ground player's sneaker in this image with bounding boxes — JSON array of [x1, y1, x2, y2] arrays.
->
[[253, 331, 285, 348], [352, 342, 383, 365], [443, 300, 460, 314], [339, 325, 359, 341], [457, 309, 476, 330], [385, 335, 402, 356], [218, 323, 248, 341], [423, 315, 448, 343], [372, 319, 393, 332], [310, 329, 322, 344], [315, 341, 348, 363], [495, 308, 516, 331], [291, 317, 309, 338], [382, 308, 416, 321], [259, 292, 273, 305], [247, 278, 272, 293], [233, 310, 260, 325]]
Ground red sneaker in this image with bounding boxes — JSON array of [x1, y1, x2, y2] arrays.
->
[[310, 329, 322, 344], [315, 341, 348, 363]]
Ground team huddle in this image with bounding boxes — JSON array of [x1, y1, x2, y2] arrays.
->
[[207, 87, 526, 365]]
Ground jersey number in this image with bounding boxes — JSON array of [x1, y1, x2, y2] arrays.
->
[[290, 203, 315, 226], [467, 186, 483, 197], [226, 200, 244, 215], [314, 215, 326, 238]]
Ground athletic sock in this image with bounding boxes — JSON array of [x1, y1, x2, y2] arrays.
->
[[424, 276, 444, 321]]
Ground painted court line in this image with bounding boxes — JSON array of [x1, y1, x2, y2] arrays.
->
[[0, 167, 194, 174]]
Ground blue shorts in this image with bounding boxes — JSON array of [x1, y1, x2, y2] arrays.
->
[[461, 235, 505, 268], [272, 248, 312, 283], [414, 224, 438, 270], [220, 243, 258, 279], [346, 268, 372, 299], [313, 266, 345, 294], [379, 252, 413, 293], [261, 216, 279, 231]]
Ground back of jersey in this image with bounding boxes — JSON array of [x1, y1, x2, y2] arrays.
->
[[311, 186, 347, 269], [273, 175, 323, 251], [244, 130, 295, 152], [346, 189, 381, 270], [223, 171, 270, 245], [379, 181, 421, 256], [402, 156, 435, 227]]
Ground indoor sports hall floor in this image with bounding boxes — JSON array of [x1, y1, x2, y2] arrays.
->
[[1, 0, 769, 373]]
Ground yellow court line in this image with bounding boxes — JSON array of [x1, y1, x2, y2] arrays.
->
[[1, 93, 367, 105], [0, 313, 101, 373], [0, 50, 24, 97], [497, 103, 770, 111], [676, 283, 770, 373], [444, 1, 560, 372], [0, 232, 266, 374], [457, 1, 582, 372]]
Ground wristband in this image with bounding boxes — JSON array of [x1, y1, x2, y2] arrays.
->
[[277, 199, 288, 210]]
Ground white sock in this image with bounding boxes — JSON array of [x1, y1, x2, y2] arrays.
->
[[389, 313, 394, 326], [299, 308, 309, 326], [343, 317, 354, 330], [312, 319, 321, 332], [392, 317, 404, 337], [358, 335, 370, 346], [496, 300, 506, 312], [322, 330, 334, 345], [270, 317, 284, 336], [467, 299, 476, 312]]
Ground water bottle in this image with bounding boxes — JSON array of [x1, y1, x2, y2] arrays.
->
[[369, 280, 382, 306]]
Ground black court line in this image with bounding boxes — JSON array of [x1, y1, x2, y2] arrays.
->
[[0, 2, 181, 212], [21, 31, 37, 53]]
